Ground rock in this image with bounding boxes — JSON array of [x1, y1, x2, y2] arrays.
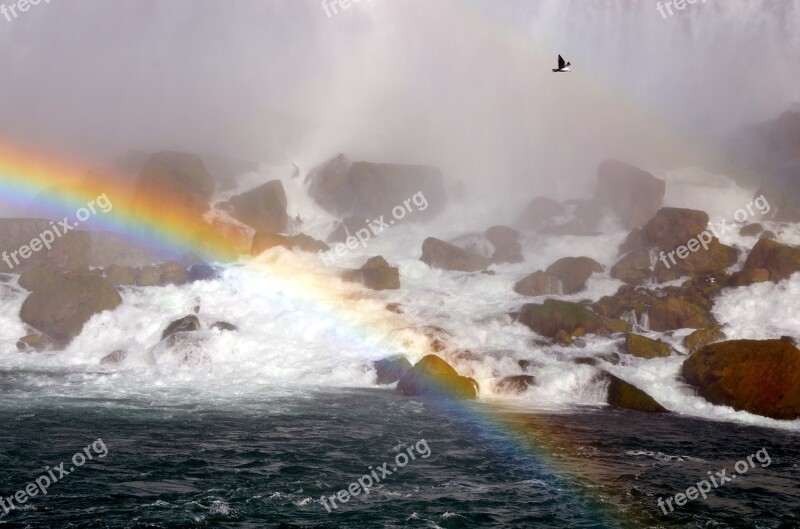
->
[[514, 196, 565, 231], [158, 262, 189, 286], [88, 232, 153, 268], [607, 319, 630, 333], [105, 265, 137, 286], [0, 219, 91, 273], [19, 265, 60, 292], [327, 216, 370, 244], [386, 303, 403, 314], [494, 375, 536, 395], [100, 350, 127, 365], [603, 372, 668, 413], [16, 334, 56, 352], [518, 299, 606, 338], [739, 238, 800, 282], [485, 226, 523, 264], [544, 256, 604, 294], [19, 276, 122, 344], [188, 263, 219, 282], [161, 315, 201, 341], [135, 152, 215, 214], [373, 355, 412, 384], [210, 321, 238, 332], [649, 298, 710, 331], [682, 339, 800, 420], [610, 248, 652, 285], [740, 223, 764, 237], [728, 267, 771, 287], [286, 234, 330, 253], [513, 270, 560, 296], [595, 160, 665, 229], [420, 237, 491, 272], [308, 155, 446, 222], [136, 266, 162, 287], [342, 256, 400, 291], [251, 231, 329, 255], [683, 326, 726, 353], [223, 180, 288, 233], [397, 354, 479, 399], [554, 330, 573, 345], [0, 273, 10, 282], [624, 334, 671, 359]]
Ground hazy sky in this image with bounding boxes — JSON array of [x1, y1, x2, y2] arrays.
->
[[1, 0, 798, 198]]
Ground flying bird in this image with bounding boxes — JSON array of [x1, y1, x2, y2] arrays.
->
[[552, 54, 571, 73]]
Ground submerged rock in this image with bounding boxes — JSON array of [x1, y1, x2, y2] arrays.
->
[[342, 256, 400, 291], [161, 315, 201, 341], [16, 333, 56, 352], [397, 355, 479, 399], [100, 350, 127, 365], [210, 321, 238, 332], [682, 339, 800, 420], [494, 375, 536, 395], [373, 355, 412, 385]]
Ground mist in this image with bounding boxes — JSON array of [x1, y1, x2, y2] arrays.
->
[[1, 0, 798, 199]]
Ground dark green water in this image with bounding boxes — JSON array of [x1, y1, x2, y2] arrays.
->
[[0, 389, 798, 528]]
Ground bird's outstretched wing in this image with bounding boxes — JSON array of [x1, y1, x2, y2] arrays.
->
[[558, 55, 565, 69]]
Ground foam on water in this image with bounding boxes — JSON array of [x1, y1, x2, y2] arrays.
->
[[1, 165, 799, 431]]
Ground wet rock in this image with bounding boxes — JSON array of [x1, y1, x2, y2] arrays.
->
[[105, 264, 137, 286], [610, 248, 652, 285], [385, 303, 403, 314], [603, 372, 668, 413], [308, 155, 446, 222], [342, 256, 400, 291], [544, 256, 604, 294], [222, 180, 288, 233], [100, 350, 127, 365], [595, 160, 665, 229], [136, 266, 162, 287], [0, 220, 91, 274], [135, 152, 215, 214], [19, 265, 60, 292], [210, 321, 238, 332], [373, 355, 412, 385], [649, 298, 710, 331], [624, 334, 671, 359], [159, 262, 190, 286], [740, 223, 764, 237], [518, 299, 606, 338], [20, 276, 122, 344], [420, 237, 490, 272], [728, 267, 771, 287], [251, 231, 329, 255], [738, 238, 800, 282], [16, 334, 56, 352], [682, 339, 800, 420], [485, 226, 523, 264], [514, 196, 565, 232], [188, 263, 219, 282], [327, 216, 370, 244], [494, 375, 536, 395], [161, 315, 201, 341], [683, 326, 726, 353], [397, 354, 479, 399], [513, 270, 560, 297]]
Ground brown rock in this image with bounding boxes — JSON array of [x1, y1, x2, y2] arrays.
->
[[342, 256, 400, 291], [545, 256, 604, 294], [223, 180, 288, 233], [624, 334, 671, 359], [105, 265, 137, 286], [683, 326, 726, 353], [515, 196, 565, 231], [136, 266, 161, 287], [682, 339, 800, 420], [513, 270, 560, 296], [649, 298, 709, 331], [740, 238, 800, 282], [397, 355, 478, 399], [373, 355, 412, 385], [595, 160, 665, 229], [604, 372, 668, 413], [19, 265, 60, 292], [494, 375, 536, 395], [518, 299, 606, 338], [420, 237, 490, 272]]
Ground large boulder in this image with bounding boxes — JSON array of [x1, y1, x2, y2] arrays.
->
[[485, 226, 523, 264], [736, 238, 800, 283], [20, 276, 122, 344], [518, 299, 606, 338], [397, 355, 479, 399], [19, 265, 60, 292], [342, 256, 401, 291], [682, 339, 800, 420], [515, 196, 566, 232], [683, 326, 726, 353], [649, 297, 710, 332], [544, 256, 604, 294], [595, 160, 665, 229], [623, 334, 671, 359], [135, 152, 215, 214], [373, 355, 412, 385], [0, 219, 91, 274], [420, 237, 490, 272], [513, 270, 560, 297], [308, 155, 446, 222], [223, 180, 289, 233], [603, 372, 668, 413]]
